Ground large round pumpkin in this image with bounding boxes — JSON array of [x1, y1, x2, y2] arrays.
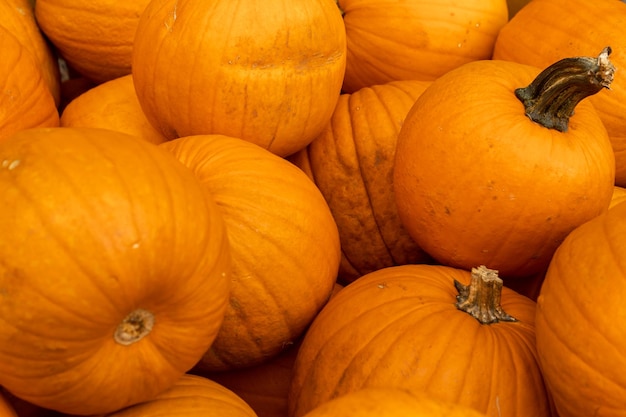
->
[[288, 264, 552, 417], [337, 0, 508, 93], [492, 0, 626, 186], [535, 201, 626, 417], [288, 79, 433, 284], [393, 51, 616, 279], [0, 127, 231, 415], [161, 135, 341, 370], [133, 0, 346, 157]]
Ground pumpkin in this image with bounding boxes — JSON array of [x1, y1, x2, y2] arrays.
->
[[288, 264, 552, 417], [535, 200, 626, 417], [0, 393, 16, 417], [132, 0, 346, 157], [0, 0, 61, 104], [288, 79, 434, 284], [492, 0, 626, 186], [0, 127, 231, 415], [161, 135, 341, 370], [102, 374, 257, 417], [610, 185, 626, 209], [393, 49, 616, 279], [61, 75, 168, 145], [34, 0, 151, 83], [300, 387, 488, 417], [337, 0, 509, 93], [0, 27, 59, 142]]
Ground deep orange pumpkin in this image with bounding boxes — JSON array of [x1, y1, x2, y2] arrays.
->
[[535, 201, 626, 417], [0, 127, 231, 415], [288, 79, 433, 284], [288, 264, 552, 417], [394, 51, 616, 279], [610, 185, 626, 209], [133, 0, 346, 157], [161, 135, 341, 371], [0, 393, 16, 417]]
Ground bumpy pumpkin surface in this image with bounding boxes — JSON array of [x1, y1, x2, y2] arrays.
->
[[288, 264, 552, 417], [133, 0, 346, 156], [535, 201, 626, 417], [0, 127, 231, 415], [161, 135, 341, 371]]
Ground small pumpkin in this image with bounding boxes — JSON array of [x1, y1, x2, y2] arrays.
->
[[133, 0, 346, 156], [535, 200, 626, 417], [393, 49, 616, 279], [288, 264, 552, 417], [161, 135, 341, 371], [288, 79, 433, 284], [61, 74, 168, 145], [337, 0, 509, 93], [0, 127, 231, 415]]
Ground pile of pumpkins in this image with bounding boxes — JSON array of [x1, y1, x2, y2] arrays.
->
[[1, 0, 625, 416]]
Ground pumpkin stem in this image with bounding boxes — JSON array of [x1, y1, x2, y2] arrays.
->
[[454, 265, 517, 324], [114, 308, 155, 346], [515, 46, 615, 132]]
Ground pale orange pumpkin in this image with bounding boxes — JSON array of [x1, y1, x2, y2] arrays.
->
[[133, 0, 347, 157], [0, 127, 231, 415]]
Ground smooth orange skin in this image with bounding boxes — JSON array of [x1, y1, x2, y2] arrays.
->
[[289, 80, 433, 284], [61, 74, 168, 145], [161, 135, 341, 371], [0, 128, 231, 415], [493, 0, 626, 185], [133, 0, 346, 157], [288, 264, 552, 417], [535, 201, 626, 417], [394, 59, 615, 279], [338, 0, 508, 93]]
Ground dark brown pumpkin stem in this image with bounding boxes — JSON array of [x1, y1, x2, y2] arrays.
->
[[454, 265, 517, 324], [515, 46, 615, 132]]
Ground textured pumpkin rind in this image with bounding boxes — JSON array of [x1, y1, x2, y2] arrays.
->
[[133, 0, 347, 157], [161, 135, 341, 371], [0, 127, 231, 415], [535, 202, 626, 417], [289, 79, 433, 283], [492, 0, 626, 185], [393, 59, 615, 279], [288, 264, 551, 417]]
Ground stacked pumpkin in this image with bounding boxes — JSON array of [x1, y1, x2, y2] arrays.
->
[[1, 0, 625, 416]]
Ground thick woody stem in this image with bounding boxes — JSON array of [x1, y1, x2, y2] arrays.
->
[[455, 266, 517, 324]]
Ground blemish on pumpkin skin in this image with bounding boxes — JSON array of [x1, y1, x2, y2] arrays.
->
[[1, 160, 20, 170], [164, 1, 177, 33]]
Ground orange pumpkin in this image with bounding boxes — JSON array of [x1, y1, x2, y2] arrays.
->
[[0, 393, 16, 417], [535, 201, 626, 417], [288, 264, 552, 417], [133, 0, 346, 157], [34, 0, 151, 83], [0, 127, 231, 415], [0, 27, 59, 141], [102, 374, 257, 417], [288, 79, 433, 284], [610, 185, 626, 209], [300, 388, 488, 417], [61, 75, 168, 145], [492, 0, 626, 186], [161, 135, 341, 370], [337, 0, 508, 93], [393, 50, 616, 279]]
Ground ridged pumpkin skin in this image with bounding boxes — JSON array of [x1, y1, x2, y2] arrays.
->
[[288, 80, 433, 284], [535, 201, 626, 417], [610, 186, 626, 209], [133, 0, 346, 157], [338, 0, 508, 93], [161, 135, 341, 370], [0, 27, 59, 141], [61, 74, 168, 145], [301, 388, 487, 417], [393, 59, 615, 279], [0, 128, 231, 415], [288, 264, 552, 417], [34, 0, 151, 83], [102, 374, 258, 417], [492, 0, 626, 186]]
